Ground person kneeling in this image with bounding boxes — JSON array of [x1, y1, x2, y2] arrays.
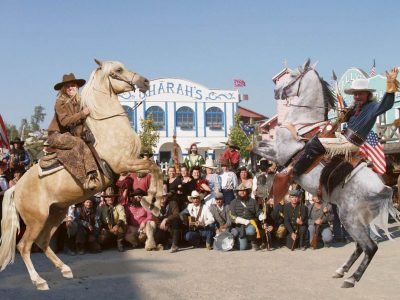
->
[[229, 184, 262, 251]]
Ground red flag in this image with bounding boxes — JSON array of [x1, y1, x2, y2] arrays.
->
[[234, 79, 246, 88], [358, 131, 386, 174], [0, 114, 9, 149]]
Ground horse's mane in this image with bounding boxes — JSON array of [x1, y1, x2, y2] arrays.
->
[[314, 69, 337, 119]]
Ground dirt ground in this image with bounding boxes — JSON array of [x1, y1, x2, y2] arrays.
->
[[1, 227, 400, 300]]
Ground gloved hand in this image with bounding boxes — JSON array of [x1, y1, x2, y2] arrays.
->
[[386, 67, 399, 93], [235, 216, 250, 225]]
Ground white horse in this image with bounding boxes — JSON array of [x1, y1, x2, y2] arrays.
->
[[252, 59, 400, 288], [0, 59, 164, 290]]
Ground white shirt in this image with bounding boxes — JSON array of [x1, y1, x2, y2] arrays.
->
[[180, 203, 215, 226], [219, 171, 238, 190]]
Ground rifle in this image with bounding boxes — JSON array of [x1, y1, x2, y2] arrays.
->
[[310, 224, 320, 249], [262, 198, 271, 251], [291, 200, 303, 251]]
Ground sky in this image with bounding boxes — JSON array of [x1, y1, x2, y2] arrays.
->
[[1, 0, 400, 128]]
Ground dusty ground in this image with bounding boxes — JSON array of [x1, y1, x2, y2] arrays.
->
[[1, 227, 400, 300]]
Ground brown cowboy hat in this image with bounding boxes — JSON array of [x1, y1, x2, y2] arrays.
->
[[222, 141, 240, 150], [54, 73, 86, 91]]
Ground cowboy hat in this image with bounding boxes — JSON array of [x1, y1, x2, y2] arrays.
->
[[344, 79, 376, 95], [222, 140, 240, 150], [139, 150, 154, 158], [289, 189, 302, 197], [187, 190, 203, 202], [130, 188, 147, 197], [10, 137, 24, 145], [54, 73, 86, 91], [235, 183, 249, 192], [202, 158, 217, 169]]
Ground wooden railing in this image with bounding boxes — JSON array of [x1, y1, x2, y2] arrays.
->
[[376, 123, 400, 143]]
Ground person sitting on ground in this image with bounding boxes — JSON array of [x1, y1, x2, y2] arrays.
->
[[180, 190, 215, 249], [308, 194, 334, 248], [209, 191, 231, 235], [151, 190, 181, 253], [99, 192, 127, 252], [284, 189, 308, 250], [229, 184, 262, 251], [47, 73, 98, 190], [183, 143, 205, 170], [124, 188, 154, 250]]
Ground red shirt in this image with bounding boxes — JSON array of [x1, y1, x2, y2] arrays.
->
[[130, 172, 151, 193], [221, 149, 240, 168]]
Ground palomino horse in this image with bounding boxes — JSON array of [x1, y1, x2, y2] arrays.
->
[[252, 59, 400, 288], [0, 60, 164, 290]]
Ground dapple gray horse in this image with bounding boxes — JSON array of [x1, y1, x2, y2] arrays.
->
[[252, 59, 400, 288]]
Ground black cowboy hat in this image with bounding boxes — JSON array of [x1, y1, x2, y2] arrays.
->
[[139, 150, 154, 158], [10, 137, 24, 145], [54, 73, 86, 91]]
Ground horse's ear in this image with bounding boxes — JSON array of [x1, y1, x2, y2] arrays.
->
[[303, 58, 311, 70], [94, 59, 103, 67]]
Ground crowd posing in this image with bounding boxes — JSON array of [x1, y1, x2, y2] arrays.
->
[[1, 138, 344, 255]]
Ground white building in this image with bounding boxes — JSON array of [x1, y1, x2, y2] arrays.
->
[[119, 78, 240, 164]]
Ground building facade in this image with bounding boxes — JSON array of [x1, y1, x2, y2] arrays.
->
[[118, 78, 239, 163]]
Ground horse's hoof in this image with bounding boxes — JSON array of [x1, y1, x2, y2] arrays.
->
[[61, 265, 73, 279], [35, 280, 49, 290], [341, 280, 355, 288], [332, 272, 344, 278]]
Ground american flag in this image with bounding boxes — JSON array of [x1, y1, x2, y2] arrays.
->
[[234, 79, 246, 88], [370, 59, 376, 77], [0, 114, 9, 149], [358, 131, 386, 174]]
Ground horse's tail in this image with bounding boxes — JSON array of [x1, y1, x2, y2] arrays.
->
[[369, 185, 400, 240], [0, 186, 20, 271]]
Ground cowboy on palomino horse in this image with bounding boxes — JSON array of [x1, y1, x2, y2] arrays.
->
[[47, 73, 99, 190], [275, 67, 399, 198]]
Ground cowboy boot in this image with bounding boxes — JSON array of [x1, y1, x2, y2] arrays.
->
[[170, 230, 180, 253], [117, 239, 125, 252], [293, 136, 326, 177]]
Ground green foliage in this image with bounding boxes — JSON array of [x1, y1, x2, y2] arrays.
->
[[6, 124, 19, 142], [228, 113, 251, 160], [138, 114, 160, 153], [30, 105, 46, 132]]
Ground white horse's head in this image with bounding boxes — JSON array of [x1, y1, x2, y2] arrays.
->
[[93, 59, 150, 94], [274, 58, 336, 124]]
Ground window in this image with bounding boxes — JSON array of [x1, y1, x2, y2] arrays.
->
[[123, 105, 134, 127], [206, 107, 223, 129], [146, 106, 165, 129], [176, 106, 194, 129]]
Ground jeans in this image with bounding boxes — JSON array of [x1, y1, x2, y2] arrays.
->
[[231, 224, 256, 250], [184, 224, 214, 246]]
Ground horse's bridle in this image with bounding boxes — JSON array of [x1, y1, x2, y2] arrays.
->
[[281, 67, 311, 99], [88, 70, 141, 121]]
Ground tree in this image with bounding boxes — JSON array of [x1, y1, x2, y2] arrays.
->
[[138, 114, 160, 154], [6, 123, 19, 142], [228, 113, 251, 160], [30, 105, 46, 132]]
